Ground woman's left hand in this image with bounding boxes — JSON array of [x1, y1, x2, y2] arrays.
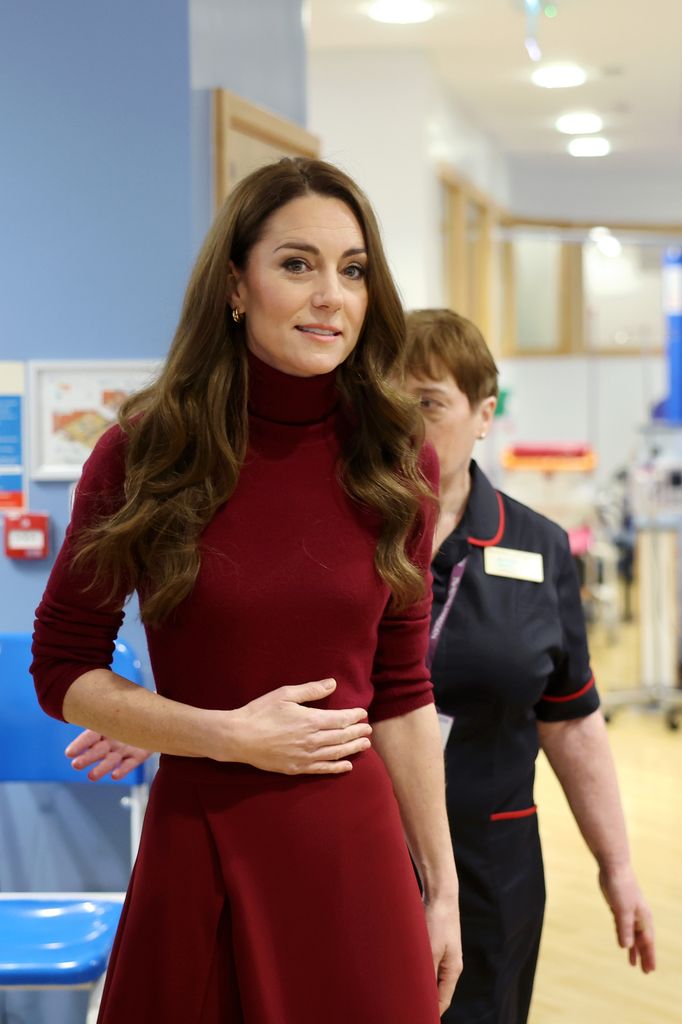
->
[[599, 863, 656, 972], [424, 896, 463, 1015]]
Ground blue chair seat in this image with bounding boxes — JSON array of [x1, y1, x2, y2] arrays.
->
[[0, 897, 124, 987], [0, 631, 147, 1015]]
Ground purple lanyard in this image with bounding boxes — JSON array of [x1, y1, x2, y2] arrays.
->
[[427, 556, 468, 668]]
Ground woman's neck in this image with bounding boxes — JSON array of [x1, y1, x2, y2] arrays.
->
[[433, 464, 471, 552], [440, 464, 472, 526]]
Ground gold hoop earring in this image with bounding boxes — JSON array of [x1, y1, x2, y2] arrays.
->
[[232, 308, 243, 324]]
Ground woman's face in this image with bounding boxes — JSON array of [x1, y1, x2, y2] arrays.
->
[[403, 370, 496, 479], [229, 193, 368, 377]]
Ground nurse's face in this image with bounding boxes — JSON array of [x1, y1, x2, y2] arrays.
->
[[404, 370, 496, 480], [229, 193, 368, 378]]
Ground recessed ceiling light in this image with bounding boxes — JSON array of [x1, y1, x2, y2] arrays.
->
[[600, 237, 623, 257], [589, 227, 622, 257], [367, 0, 435, 25], [531, 64, 587, 89], [556, 112, 603, 135], [568, 136, 611, 157]]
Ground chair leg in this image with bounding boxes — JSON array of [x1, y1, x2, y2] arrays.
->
[[86, 973, 106, 1024]]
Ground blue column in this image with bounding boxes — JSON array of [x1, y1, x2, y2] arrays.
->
[[664, 248, 682, 422]]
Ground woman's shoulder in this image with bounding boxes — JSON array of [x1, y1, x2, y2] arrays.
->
[[88, 421, 128, 463], [497, 488, 570, 555], [77, 423, 129, 493]]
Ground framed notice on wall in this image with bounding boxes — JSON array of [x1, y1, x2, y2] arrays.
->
[[29, 360, 160, 481], [213, 90, 319, 209]]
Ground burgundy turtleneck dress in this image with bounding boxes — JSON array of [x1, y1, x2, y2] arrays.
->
[[31, 351, 441, 1024]]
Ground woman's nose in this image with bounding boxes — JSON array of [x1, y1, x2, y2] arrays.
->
[[311, 271, 343, 310]]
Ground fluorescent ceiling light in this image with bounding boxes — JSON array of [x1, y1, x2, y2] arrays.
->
[[532, 64, 587, 89], [589, 227, 622, 257], [568, 136, 611, 157], [367, 0, 435, 24], [556, 111, 603, 135]]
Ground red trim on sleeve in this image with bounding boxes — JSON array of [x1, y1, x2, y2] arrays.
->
[[490, 805, 537, 821], [467, 492, 505, 548], [541, 674, 595, 704]]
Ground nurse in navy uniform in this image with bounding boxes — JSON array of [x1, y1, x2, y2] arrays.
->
[[402, 308, 655, 1024]]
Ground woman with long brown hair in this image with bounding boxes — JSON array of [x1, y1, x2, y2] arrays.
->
[[31, 158, 461, 1022]]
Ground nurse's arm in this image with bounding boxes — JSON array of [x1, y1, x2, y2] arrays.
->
[[537, 710, 656, 973], [372, 703, 462, 1014], [65, 728, 152, 781]]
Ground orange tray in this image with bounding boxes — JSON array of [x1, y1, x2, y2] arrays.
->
[[501, 450, 598, 472]]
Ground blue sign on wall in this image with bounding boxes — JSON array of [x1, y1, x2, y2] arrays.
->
[[0, 385, 25, 509], [0, 394, 23, 466]]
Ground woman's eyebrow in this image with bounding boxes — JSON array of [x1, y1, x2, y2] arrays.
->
[[273, 241, 367, 258], [416, 386, 449, 397]]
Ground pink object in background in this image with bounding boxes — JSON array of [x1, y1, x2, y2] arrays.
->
[[568, 525, 593, 557]]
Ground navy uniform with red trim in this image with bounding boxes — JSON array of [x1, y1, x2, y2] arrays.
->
[[433, 462, 600, 1024]]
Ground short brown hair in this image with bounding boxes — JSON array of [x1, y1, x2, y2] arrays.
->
[[403, 308, 499, 407]]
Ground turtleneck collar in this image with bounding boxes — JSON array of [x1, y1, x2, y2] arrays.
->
[[246, 348, 340, 426]]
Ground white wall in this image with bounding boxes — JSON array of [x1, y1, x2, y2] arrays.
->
[[508, 156, 682, 224], [486, 354, 667, 492], [308, 50, 511, 308]]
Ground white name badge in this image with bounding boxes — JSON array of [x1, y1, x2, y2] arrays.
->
[[483, 546, 544, 583], [437, 711, 455, 750]]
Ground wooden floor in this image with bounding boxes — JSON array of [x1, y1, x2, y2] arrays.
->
[[529, 615, 682, 1024]]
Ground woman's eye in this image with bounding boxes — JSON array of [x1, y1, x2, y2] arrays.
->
[[419, 398, 441, 411], [343, 263, 366, 280], [283, 258, 309, 273]]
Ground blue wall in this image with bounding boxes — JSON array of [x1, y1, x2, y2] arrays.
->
[[0, 2, 191, 1021], [190, 0, 307, 125], [0, 0, 193, 658], [0, 2, 308, 1020]]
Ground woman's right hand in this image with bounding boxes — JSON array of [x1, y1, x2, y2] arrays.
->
[[218, 677, 372, 774]]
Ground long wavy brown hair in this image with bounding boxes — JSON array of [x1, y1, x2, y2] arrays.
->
[[74, 157, 434, 625]]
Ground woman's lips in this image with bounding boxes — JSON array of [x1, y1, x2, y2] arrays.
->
[[295, 325, 342, 338]]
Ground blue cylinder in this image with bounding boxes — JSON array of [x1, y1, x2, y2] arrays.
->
[[664, 248, 682, 422]]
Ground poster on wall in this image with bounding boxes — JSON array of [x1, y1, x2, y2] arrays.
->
[[29, 360, 161, 481], [0, 361, 26, 511]]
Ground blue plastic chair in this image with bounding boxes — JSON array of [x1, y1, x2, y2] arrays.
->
[[0, 632, 148, 1021]]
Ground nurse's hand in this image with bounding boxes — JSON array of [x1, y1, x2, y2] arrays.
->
[[424, 896, 463, 1014], [220, 677, 372, 775], [65, 730, 152, 781], [599, 863, 656, 973]]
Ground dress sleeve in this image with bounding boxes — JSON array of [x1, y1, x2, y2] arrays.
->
[[31, 426, 130, 721], [535, 531, 601, 722], [368, 442, 439, 723]]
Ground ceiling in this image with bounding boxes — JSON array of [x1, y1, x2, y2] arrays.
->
[[308, 0, 682, 169]]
